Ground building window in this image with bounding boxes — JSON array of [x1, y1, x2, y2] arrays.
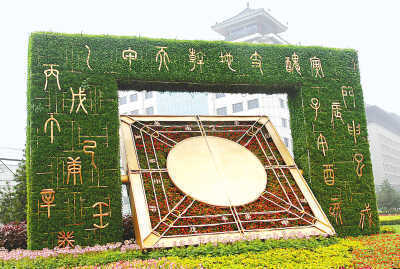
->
[[283, 137, 289, 147], [248, 99, 259, 110], [146, 107, 154, 115], [131, 109, 139, 115], [279, 98, 285, 109], [216, 93, 225, 99], [129, 94, 138, 102], [282, 118, 288, 128], [232, 102, 243, 113], [119, 96, 127, 105], [216, 107, 227, 116], [145, 91, 153, 99]]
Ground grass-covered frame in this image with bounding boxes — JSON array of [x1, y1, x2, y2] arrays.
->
[[27, 32, 378, 250]]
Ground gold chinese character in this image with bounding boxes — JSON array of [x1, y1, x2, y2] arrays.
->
[[329, 196, 343, 225], [353, 153, 365, 178], [323, 164, 335, 186], [285, 57, 292, 73], [67, 157, 83, 185], [122, 47, 138, 71], [331, 102, 344, 128], [83, 140, 97, 169], [188, 48, 205, 72], [347, 120, 361, 144], [85, 45, 93, 71], [70, 87, 88, 114], [219, 51, 236, 72], [310, 56, 324, 78], [40, 189, 55, 218], [43, 64, 61, 91], [44, 113, 61, 144], [155, 46, 170, 71], [359, 204, 373, 230], [285, 52, 301, 76], [317, 133, 328, 156], [310, 98, 320, 121], [250, 50, 263, 74], [57, 231, 75, 248], [341, 86, 355, 108], [92, 201, 110, 229]]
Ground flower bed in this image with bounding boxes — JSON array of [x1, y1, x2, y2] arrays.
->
[[132, 119, 316, 239], [0, 233, 336, 268]]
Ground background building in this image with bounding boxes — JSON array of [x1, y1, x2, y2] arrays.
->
[[366, 105, 400, 190], [0, 147, 23, 188], [118, 91, 208, 116], [208, 4, 292, 151]]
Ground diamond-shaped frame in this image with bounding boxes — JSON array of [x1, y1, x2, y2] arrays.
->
[[120, 115, 335, 248]]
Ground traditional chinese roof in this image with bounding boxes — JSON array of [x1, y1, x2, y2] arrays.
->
[[212, 5, 287, 41]]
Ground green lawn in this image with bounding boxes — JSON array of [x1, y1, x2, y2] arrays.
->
[[379, 214, 400, 221]]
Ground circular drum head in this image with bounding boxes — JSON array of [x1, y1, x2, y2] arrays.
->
[[166, 136, 267, 207]]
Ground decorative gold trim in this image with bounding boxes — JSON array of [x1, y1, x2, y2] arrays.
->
[[121, 175, 129, 184]]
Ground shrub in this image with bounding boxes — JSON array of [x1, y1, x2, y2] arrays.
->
[[380, 226, 396, 234], [0, 221, 27, 250], [122, 215, 135, 241]]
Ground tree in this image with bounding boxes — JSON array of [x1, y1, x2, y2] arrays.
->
[[0, 151, 26, 224], [376, 179, 400, 211]]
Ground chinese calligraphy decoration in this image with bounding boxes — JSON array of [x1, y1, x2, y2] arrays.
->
[[323, 164, 335, 186], [122, 47, 138, 71], [329, 196, 343, 225], [359, 204, 373, 230], [92, 201, 110, 229], [85, 45, 93, 71], [317, 133, 328, 156], [188, 48, 205, 72], [353, 153, 365, 178], [347, 120, 361, 144], [310, 98, 320, 121], [70, 87, 88, 114], [219, 51, 236, 72], [331, 102, 344, 128], [285, 52, 301, 76], [44, 113, 61, 144], [341, 86, 355, 109], [250, 50, 263, 75], [67, 157, 83, 185], [83, 140, 97, 168], [57, 231, 75, 248], [39, 189, 56, 218], [310, 56, 324, 78], [43, 64, 61, 91], [156, 46, 170, 71]]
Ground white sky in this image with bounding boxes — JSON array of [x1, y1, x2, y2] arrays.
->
[[1, 0, 400, 149]]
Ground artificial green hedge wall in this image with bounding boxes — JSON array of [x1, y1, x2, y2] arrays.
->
[[27, 32, 378, 249]]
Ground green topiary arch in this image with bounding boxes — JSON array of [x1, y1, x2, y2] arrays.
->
[[26, 32, 378, 249]]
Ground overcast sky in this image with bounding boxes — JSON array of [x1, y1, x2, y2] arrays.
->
[[1, 0, 399, 150]]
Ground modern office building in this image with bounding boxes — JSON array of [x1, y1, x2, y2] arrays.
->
[[118, 91, 209, 116], [366, 105, 400, 189]]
